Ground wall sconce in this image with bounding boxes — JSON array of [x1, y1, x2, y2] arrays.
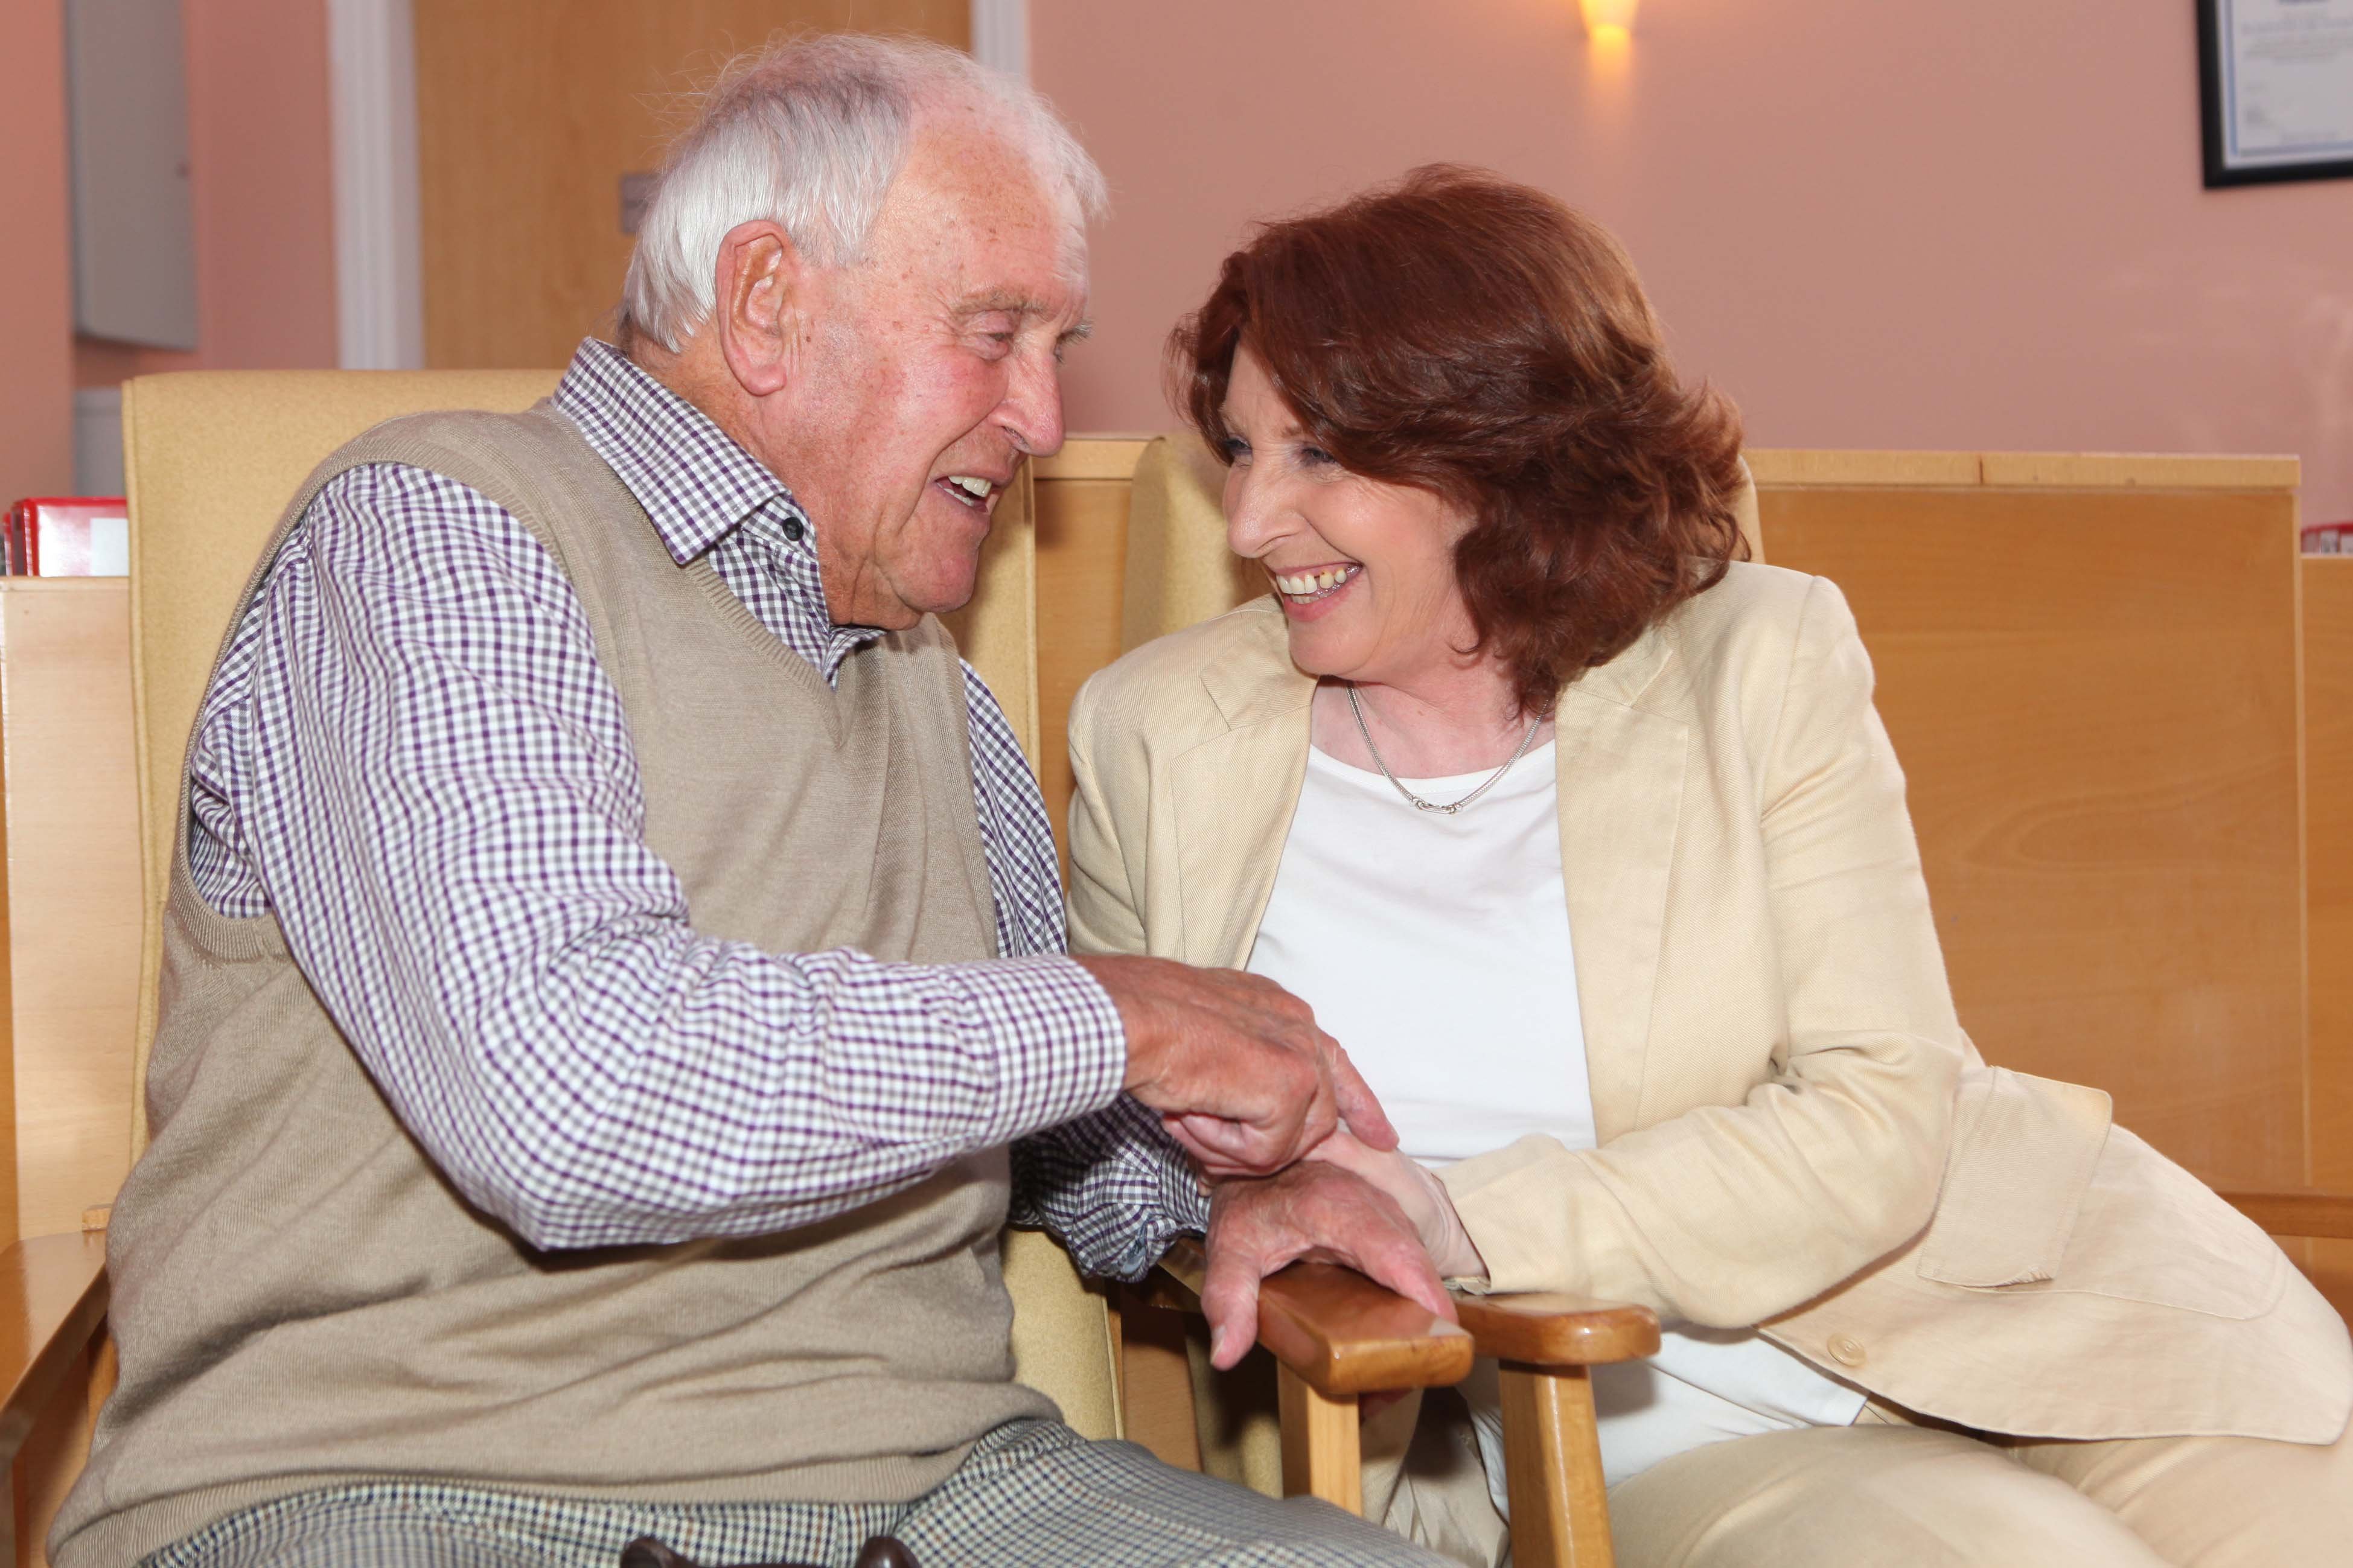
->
[[1580, 0, 1639, 41]]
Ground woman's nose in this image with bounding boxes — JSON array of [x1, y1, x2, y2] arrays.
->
[[1225, 471, 1286, 558]]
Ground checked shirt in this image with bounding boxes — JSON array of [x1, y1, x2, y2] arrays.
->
[[180, 336, 1205, 1272]]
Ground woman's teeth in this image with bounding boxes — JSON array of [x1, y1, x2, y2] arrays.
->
[[1274, 566, 1359, 600]]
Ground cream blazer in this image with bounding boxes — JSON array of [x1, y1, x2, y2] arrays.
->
[[1067, 563, 2350, 1443]]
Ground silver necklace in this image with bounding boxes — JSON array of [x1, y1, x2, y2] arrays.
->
[[1344, 686, 1542, 815]]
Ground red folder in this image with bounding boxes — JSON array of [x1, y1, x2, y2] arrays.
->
[[4, 497, 129, 576]]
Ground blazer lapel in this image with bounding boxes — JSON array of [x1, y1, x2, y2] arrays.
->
[[1555, 631, 1690, 1143], [1171, 607, 1317, 969]]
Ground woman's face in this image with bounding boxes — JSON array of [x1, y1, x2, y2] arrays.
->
[[1218, 346, 1477, 689]]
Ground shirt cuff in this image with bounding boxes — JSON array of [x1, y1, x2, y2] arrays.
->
[[954, 952, 1128, 1146]]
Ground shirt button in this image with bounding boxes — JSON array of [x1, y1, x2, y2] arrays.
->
[[782, 517, 805, 543], [1828, 1333, 1867, 1368]]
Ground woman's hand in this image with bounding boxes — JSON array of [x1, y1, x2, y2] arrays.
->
[[1304, 1129, 1487, 1283]]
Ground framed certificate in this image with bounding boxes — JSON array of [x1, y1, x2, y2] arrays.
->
[[2200, 0, 2353, 185]]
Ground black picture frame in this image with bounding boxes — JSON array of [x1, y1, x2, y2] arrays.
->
[[2199, 0, 2353, 187]]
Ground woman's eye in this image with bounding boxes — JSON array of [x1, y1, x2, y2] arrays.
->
[[1298, 445, 1335, 467], [1220, 436, 1251, 463]]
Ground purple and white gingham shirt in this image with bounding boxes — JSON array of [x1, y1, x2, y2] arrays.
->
[[183, 337, 1205, 1274]]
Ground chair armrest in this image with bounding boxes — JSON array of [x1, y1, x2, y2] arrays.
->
[[0, 1231, 110, 1468], [2220, 1188, 2353, 1241], [1151, 1239, 1473, 1397], [1448, 1290, 1661, 1368]]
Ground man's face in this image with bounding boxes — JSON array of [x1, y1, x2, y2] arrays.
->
[[750, 115, 1090, 629]]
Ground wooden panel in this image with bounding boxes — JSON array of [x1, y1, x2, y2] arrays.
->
[[1764, 486, 2305, 1188], [1035, 476, 1132, 861], [1978, 453, 2301, 490], [0, 584, 140, 1243], [1743, 450, 1981, 488], [414, 0, 969, 371], [2304, 557, 2353, 1308], [1743, 449, 2301, 491]]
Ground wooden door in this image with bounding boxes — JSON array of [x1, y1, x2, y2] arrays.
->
[[415, 0, 969, 371]]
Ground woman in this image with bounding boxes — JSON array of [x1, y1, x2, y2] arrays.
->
[[1064, 167, 2351, 1568]]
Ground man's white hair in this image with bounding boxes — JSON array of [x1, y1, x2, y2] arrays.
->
[[621, 34, 1108, 352]]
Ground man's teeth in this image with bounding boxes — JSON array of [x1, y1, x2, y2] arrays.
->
[[1274, 567, 1357, 596], [944, 476, 993, 503]]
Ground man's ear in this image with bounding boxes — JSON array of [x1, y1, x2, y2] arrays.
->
[[710, 219, 805, 398]]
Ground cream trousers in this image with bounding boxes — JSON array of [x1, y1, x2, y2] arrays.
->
[[1369, 1389, 2353, 1568]]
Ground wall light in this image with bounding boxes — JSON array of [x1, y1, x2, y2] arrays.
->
[[1580, 0, 1639, 41]]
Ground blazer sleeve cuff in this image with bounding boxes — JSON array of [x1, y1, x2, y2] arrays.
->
[[1435, 1134, 1641, 1301]]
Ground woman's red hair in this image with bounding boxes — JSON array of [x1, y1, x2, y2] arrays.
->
[[1171, 165, 1748, 717]]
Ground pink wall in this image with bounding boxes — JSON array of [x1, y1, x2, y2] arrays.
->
[[1035, 0, 2353, 527], [75, 0, 339, 386], [1, 0, 77, 501]]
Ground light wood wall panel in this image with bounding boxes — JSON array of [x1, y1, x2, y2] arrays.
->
[[0, 583, 141, 1246], [1761, 477, 2306, 1189], [414, 0, 969, 371], [2305, 557, 2353, 1304]]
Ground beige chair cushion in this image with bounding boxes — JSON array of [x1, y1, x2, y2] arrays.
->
[[117, 368, 1114, 1441]]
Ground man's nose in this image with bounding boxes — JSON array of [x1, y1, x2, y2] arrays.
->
[[1001, 349, 1066, 459]]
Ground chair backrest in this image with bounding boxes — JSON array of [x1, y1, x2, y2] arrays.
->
[[1117, 432, 1766, 654], [122, 370, 563, 1138], [115, 369, 1116, 1438]]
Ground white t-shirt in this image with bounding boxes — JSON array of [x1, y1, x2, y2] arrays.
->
[[1247, 741, 1866, 1499]]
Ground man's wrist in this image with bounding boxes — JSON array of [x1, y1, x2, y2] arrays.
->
[[957, 954, 1127, 1144]]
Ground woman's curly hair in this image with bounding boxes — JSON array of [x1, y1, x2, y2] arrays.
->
[[1170, 165, 1748, 718]]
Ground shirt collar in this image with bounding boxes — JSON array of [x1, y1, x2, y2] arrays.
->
[[552, 337, 811, 569]]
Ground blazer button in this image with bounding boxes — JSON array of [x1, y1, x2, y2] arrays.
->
[[1828, 1333, 1867, 1368]]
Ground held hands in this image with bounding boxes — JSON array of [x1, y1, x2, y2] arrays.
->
[[1304, 1128, 1487, 1283], [1074, 954, 1461, 1371], [1200, 1158, 1457, 1369], [1076, 955, 1399, 1178]]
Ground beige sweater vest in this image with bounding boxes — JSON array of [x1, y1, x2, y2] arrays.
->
[[56, 406, 1053, 1568]]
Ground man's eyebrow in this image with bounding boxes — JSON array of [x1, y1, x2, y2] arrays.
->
[[1058, 319, 1094, 346], [951, 289, 1047, 317]]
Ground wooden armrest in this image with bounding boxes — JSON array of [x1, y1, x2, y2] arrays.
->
[[1152, 1239, 1473, 1397], [0, 1232, 110, 1468], [1449, 1289, 1661, 1368], [2220, 1188, 2353, 1241]]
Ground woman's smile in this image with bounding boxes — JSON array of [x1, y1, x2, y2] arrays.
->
[[1271, 562, 1362, 619]]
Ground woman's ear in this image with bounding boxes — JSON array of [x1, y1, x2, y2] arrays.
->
[[710, 219, 806, 398]]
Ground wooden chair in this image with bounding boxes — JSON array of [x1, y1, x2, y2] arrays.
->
[[0, 381, 1490, 1567]]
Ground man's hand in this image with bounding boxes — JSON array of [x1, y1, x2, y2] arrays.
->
[[1199, 1159, 1455, 1371], [1075, 955, 1397, 1179], [1306, 1129, 1487, 1281]]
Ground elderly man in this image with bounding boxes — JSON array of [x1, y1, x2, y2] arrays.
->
[[53, 34, 1450, 1568]]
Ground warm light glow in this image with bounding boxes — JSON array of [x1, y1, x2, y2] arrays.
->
[[1579, 0, 1639, 35]]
